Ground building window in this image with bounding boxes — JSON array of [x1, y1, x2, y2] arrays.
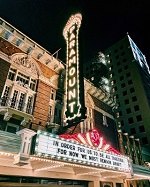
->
[[124, 65, 129, 70], [116, 94, 119, 99], [121, 52, 125, 56], [7, 68, 16, 81], [118, 68, 122, 73], [5, 123, 19, 133], [132, 96, 137, 102], [126, 108, 131, 114], [121, 83, 125, 88], [130, 127, 136, 135], [134, 105, 140, 111], [11, 90, 18, 108], [117, 61, 121, 66], [30, 79, 37, 91], [123, 90, 127, 96], [1, 86, 10, 106], [141, 137, 148, 145], [128, 117, 134, 124], [18, 93, 25, 111], [128, 80, 133, 85], [124, 99, 129, 105], [121, 120, 124, 126], [1, 67, 37, 115], [126, 72, 131, 78], [16, 72, 29, 85], [130, 87, 135, 93], [139, 125, 145, 133], [120, 75, 124, 81], [115, 55, 119, 59], [136, 115, 142, 122], [26, 96, 33, 114], [50, 88, 56, 100], [123, 58, 127, 63]]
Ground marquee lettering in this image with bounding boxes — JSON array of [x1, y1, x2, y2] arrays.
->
[[35, 130, 132, 172]]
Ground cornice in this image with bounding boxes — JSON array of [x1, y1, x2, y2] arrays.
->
[[0, 18, 65, 73], [0, 51, 10, 63]]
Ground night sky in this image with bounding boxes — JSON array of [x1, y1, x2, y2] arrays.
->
[[1, 0, 150, 66]]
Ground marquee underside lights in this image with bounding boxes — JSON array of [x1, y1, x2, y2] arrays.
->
[[63, 13, 86, 124], [34, 130, 131, 173]]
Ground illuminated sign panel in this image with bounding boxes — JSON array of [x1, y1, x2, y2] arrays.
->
[[34, 130, 131, 172], [63, 13, 86, 124]]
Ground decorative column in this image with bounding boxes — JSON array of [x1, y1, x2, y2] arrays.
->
[[13, 128, 36, 166], [124, 133, 132, 158], [135, 138, 144, 165], [118, 129, 125, 154], [130, 136, 139, 164]]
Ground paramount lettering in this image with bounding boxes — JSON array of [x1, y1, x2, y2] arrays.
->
[[63, 13, 83, 122], [69, 77, 76, 87], [69, 67, 75, 76], [68, 89, 76, 100], [69, 49, 75, 57], [69, 56, 76, 66]]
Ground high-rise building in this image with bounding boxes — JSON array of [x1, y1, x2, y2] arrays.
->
[[105, 34, 150, 150], [84, 34, 150, 162]]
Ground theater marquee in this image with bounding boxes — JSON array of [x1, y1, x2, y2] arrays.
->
[[63, 13, 86, 125], [34, 130, 131, 173]]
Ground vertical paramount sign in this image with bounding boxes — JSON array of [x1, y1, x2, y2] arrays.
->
[[63, 13, 86, 125]]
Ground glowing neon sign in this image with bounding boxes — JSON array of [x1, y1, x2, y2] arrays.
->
[[63, 13, 86, 124], [60, 129, 121, 155]]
